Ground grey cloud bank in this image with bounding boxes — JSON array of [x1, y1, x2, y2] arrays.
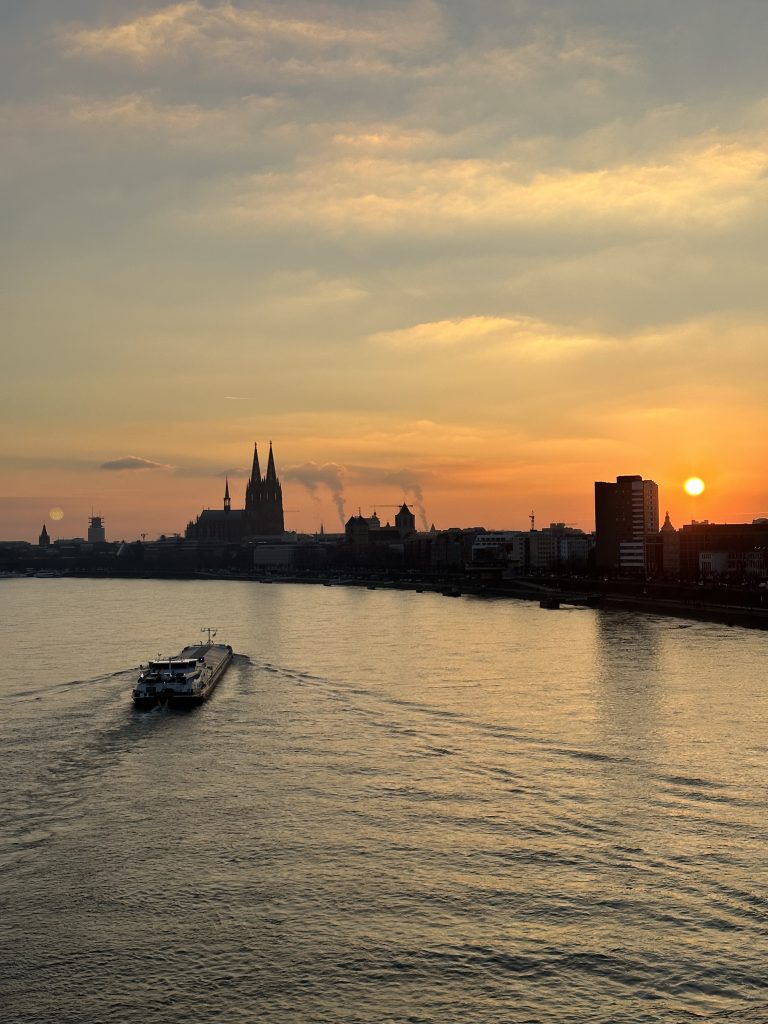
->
[[100, 456, 172, 472]]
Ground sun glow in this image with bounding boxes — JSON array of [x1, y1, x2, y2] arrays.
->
[[684, 477, 705, 496]]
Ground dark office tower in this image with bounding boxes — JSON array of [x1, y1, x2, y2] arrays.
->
[[245, 441, 285, 536], [595, 475, 659, 572]]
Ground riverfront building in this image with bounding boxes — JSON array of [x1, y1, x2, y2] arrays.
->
[[471, 524, 595, 573], [529, 523, 594, 571], [673, 520, 768, 580]]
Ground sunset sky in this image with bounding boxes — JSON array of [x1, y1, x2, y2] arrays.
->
[[3, 1, 768, 541]]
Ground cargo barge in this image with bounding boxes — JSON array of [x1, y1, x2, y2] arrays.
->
[[133, 632, 232, 708]]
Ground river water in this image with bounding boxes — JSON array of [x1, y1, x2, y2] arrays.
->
[[1, 578, 767, 1023]]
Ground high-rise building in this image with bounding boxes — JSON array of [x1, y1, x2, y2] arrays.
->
[[594, 475, 659, 571]]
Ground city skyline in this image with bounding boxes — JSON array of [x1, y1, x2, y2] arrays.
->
[[3, 435, 764, 543], [9, 441, 762, 545], [4, 2, 768, 540]]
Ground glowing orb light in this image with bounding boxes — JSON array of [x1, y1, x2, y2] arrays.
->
[[684, 477, 705, 496], [49, 507, 64, 521]]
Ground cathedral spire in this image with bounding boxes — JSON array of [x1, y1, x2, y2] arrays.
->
[[266, 441, 277, 481], [224, 477, 231, 512], [245, 442, 262, 515]]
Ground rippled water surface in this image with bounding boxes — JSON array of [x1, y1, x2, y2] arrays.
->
[[2, 578, 767, 1023]]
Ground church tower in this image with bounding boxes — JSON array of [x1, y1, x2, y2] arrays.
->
[[244, 441, 284, 535], [395, 502, 416, 538], [224, 477, 231, 513], [39, 523, 50, 547]]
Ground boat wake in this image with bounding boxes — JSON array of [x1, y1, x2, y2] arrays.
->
[[4, 667, 137, 703]]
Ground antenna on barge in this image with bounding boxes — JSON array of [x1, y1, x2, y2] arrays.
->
[[201, 626, 218, 645]]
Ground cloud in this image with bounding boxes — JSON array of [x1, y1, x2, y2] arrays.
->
[[191, 130, 768, 240], [373, 315, 513, 349], [67, 93, 228, 133], [99, 456, 173, 471], [372, 314, 604, 361], [61, 1, 441, 65], [215, 466, 249, 478], [283, 461, 346, 524], [56, 0, 637, 120], [0, 93, 287, 169]]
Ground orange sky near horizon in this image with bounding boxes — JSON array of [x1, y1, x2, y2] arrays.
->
[[3, 427, 764, 543], [3, 2, 767, 541]]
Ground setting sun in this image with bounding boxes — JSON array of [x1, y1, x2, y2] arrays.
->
[[684, 477, 705, 496]]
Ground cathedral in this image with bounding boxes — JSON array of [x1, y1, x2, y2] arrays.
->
[[186, 442, 285, 542]]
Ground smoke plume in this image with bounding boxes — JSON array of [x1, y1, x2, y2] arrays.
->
[[348, 466, 430, 530], [284, 462, 346, 526]]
